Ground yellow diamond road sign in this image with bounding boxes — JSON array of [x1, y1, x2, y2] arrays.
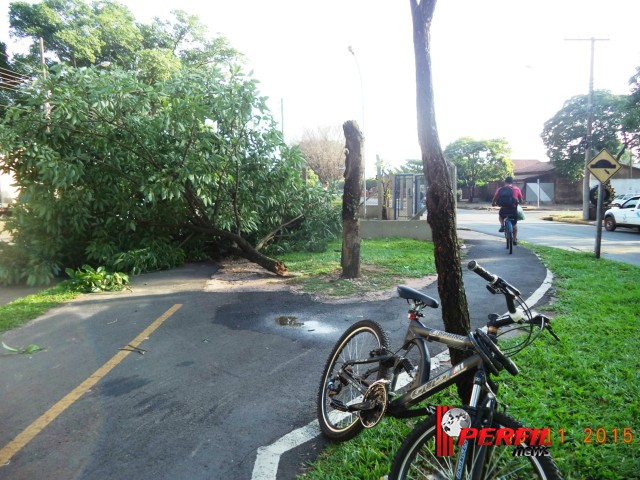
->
[[587, 149, 621, 184]]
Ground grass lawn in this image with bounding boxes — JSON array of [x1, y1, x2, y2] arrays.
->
[[0, 284, 80, 333], [296, 242, 640, 480]]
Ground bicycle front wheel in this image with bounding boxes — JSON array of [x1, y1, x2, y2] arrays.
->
[[317, 320, 390, 442], [389, 411, 562, 480]]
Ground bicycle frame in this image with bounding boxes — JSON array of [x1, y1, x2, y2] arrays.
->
[[392, 320, 488, 416], [336, 317, 485, 418], [504, 215, 515, 254], [504, 216, 514, 235]]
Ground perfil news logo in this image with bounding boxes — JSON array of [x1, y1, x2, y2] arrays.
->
[[436, 406, 552, 457]]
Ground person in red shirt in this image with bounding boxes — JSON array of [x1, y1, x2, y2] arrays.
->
[[492, 176, 524, 244]]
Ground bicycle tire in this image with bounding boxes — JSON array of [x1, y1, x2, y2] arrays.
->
[[317, 320, 391, 441], [505, 221, 513, 255], [389, 410, 563, 480]]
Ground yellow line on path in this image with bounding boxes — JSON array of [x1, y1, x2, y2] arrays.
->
[[0, 303, 183, 467]]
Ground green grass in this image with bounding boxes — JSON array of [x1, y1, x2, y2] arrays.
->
[[0, 284, 80, 333], [281, 238, 436, 296], [300, 244, 640, 480]]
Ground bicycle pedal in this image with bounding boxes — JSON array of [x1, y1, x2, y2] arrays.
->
[[329, 399, 350, 412], [327, 380, 342, 397]]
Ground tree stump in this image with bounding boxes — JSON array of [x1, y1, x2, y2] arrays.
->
[[341, 120, 363, 278]]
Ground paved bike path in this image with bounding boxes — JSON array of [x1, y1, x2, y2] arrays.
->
[[0, 233, 549, 480]]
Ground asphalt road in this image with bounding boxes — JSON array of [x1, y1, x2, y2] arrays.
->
[[457, 208, 640, 267], [0, 234, 550, 480]]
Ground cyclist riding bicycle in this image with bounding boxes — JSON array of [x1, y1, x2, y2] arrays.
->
[[492, 176, 523, 244]]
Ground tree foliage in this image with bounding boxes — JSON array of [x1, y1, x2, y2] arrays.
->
[[296, 126, 345, 184], [8, 0, 238, 74], [397, 158, 423, 173], [0, 64, 339, 285], [541, 90, 625, 180], [0, 0, 340, 285], [620, 67, 640, 157], [444, 137, 511, 202]]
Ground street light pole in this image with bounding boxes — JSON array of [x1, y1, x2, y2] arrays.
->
[[565, 37, 609, 220], [348, 46, 366, 218]]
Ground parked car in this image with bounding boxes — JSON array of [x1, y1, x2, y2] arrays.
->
[[611, 193, 638, 207], [604, 195, 640, 231]]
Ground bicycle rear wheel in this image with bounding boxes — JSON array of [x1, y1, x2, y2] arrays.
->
[[505, 222, 513, 254], [389, 411, 562, 480], [317, 320, 390, 441]]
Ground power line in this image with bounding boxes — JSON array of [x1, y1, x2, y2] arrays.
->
[[0, 69, 30, 86], [0, 84, 21, 94], [0, 49, 41, 76], [0, 65, 29, 79]]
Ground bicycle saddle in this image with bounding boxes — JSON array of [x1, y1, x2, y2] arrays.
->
[[397, 286, 439, 308]]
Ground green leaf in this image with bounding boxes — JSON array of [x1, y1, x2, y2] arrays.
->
[[2, 341, 19, 352], [22, 344, 45, 354]]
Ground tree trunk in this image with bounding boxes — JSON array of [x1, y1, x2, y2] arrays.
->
[[410, 0, 473, 402], [341, 120, 363, 278], [188, 223, 288, 276]]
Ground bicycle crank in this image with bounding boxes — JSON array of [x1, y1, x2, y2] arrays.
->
[[359, 380, 389, 428]]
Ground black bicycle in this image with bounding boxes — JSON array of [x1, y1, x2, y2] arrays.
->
[[317, 260, 562, 479], [504, 215, 515, 254]]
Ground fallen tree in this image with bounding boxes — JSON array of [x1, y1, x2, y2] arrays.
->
[[0, 65, 337, 284]]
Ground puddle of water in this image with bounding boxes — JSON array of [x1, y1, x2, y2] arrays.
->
[[275, 316, 338, 334], [276, 316, 304, 327]]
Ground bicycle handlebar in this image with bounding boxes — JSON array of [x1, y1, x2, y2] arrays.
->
[[467, 260, 497, 283], [467, 260, 521, 313]]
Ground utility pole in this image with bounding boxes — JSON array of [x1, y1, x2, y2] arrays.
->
[[39, 37, 47, 78], [565, 37, 609, 220], [348, 46, 366, 218]]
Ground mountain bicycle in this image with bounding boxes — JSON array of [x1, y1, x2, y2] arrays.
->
[[317, 260, 562, 479], [504, 215, 515, 254]]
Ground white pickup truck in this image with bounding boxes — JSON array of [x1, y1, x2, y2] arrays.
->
[[604, 195, 640, 231]]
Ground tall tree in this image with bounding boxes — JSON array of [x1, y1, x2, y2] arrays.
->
[[444, 137, 512, 202], [9, 0, 142, 67], [541, 90, 625, 180], [620, 67, 640, 159], [296, 126, 345, 184], [410, 0, 472, 400], [8, 0, 238, 73]]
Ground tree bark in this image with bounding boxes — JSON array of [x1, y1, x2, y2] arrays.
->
[[188, 223, 288, 276], [341, 120, 363, 278], [410, 0, 473, 402]]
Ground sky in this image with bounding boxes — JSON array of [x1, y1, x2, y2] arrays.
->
[[3, 0, 640, 174]]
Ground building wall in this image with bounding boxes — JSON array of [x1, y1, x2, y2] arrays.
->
[[0, 173, 18, 206]]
